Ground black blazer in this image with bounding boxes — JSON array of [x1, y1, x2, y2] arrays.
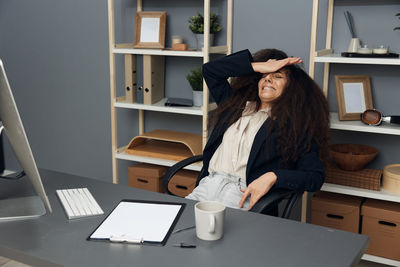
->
[[199, 49, 325, 192]]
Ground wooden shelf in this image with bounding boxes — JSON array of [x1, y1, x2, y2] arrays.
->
[[113, 43, 229, 57], [115, 96, 202, 115], [362, 254, 400, 266], [114, 96, 217, 115], [321, 183, 400, 203], [116, 146, 202, 171], [309, 1, 400, 265], [107, 0, 232, 185], [314, 53, 400, 65], [330, 112, 400, 135]]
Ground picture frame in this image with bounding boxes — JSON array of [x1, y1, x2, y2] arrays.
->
[[334, 75, 373, 121], [134, 11, 166, 49]]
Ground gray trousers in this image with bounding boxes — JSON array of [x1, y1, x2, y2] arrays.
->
[[186, 172, 250, 210]]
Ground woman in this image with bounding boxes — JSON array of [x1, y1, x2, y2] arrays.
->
[[186, 49, 330, 213]]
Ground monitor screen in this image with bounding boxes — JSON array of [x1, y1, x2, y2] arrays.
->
[[0, 59, 52, 221], [0, 131, 4, 173]]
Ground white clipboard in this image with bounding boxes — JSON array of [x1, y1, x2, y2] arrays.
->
[[88, 199, 185, 246]]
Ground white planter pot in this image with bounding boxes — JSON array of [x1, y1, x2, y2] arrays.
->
[[195, 34, 214, 50], [192, 90, 203, 107]]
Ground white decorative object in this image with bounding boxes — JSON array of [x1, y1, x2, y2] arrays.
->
[[373, 45, 388, 54], [358, 45, 372, 54], [348, 38, 360, 53], [195, 34, 214, 50], [172, 35, 183, 45], [192, 90, 203, 107]]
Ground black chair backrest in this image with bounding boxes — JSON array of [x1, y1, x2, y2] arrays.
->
[[162, 154, 301, 219]]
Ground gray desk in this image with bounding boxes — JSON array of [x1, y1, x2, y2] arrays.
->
[[0, 169, 368, 267]]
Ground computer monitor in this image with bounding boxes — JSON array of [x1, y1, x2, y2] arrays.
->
[[0, 131, 4, 173], [0, 59, 52, 221]]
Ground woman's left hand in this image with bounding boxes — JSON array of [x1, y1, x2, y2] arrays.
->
[[238, 172, 277, 210], [251, 57, 302, 74]]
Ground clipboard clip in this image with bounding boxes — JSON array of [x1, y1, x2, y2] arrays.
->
[[109, 234, 144, 244]]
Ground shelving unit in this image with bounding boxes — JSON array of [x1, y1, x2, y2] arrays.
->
[[322, 183, 400, 204], [330, 112, 400, 135], [107, 0, 233, 184], [309, 0, 400, 265], [314, 53, 400, 65]]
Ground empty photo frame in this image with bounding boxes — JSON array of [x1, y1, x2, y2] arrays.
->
[[334, 75, 373, 121], [134, 11, 166, 49]]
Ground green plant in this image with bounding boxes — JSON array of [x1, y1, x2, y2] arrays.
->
[[186, 67, 203, 91], [188, 13, 222, 34], [394, 13, 400, 31]]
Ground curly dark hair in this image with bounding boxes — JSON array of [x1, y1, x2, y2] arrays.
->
[[211, 48, 330, 167]]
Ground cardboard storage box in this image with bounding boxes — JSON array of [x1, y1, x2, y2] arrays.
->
[[361, 199, 400, 260], [311, 191, 362, 233], [128, 163, 168, 193], [168, 170, 198, 197]]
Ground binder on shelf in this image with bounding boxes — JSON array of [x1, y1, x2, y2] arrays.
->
[[143, 55, 165, 105], [88, 199, 185, 246], [125, 129, 202, 162], [124, 54, 137, 103]]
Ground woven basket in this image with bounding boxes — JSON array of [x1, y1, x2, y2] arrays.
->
[[382, 164, 400, 194], [325, 165, 382, 191], [329, 144, 378, 171]]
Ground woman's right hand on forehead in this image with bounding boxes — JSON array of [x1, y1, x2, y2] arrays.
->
[[251, 57, 302, 74]]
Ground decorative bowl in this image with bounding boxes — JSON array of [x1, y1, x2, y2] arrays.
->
[[329, 144, 378, 171]]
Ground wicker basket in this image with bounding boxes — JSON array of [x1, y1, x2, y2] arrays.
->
[[325, 165, 382, 191], [382, 164, 400, 194]]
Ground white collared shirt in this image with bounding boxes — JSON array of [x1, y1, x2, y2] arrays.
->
[[208, 102, 270, 180]]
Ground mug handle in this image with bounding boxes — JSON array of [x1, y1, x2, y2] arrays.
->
[[208, 214, 215, 233]]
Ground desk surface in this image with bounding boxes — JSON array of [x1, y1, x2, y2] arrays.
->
[[0, 169, 368, 267]]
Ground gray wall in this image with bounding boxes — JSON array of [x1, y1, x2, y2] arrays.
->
[[1, 1, 400, 191]]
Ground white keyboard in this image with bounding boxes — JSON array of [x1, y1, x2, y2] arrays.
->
[[56, 188, 104, 220]]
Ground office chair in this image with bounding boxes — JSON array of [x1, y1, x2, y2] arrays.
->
[[162, 155, 301, 219]]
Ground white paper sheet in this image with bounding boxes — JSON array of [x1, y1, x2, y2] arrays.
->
[[343, 82, 366, 113], [90, 201, 182, 243], [140, 18, 160, 43]]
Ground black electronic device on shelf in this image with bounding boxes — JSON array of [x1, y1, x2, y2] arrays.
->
[[341, 52, 399, 58], [164, 97, 193, 107]]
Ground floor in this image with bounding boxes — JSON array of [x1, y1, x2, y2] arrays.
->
[[0, 256, 392, 267]]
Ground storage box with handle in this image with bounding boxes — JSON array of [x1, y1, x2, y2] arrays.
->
[[168, 169, 198, 197], [311, 191, 362, 233], [128, 163, 168, 193], [361, 198, 400, 260]]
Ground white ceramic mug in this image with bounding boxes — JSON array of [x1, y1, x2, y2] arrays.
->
[[194, 201, 226, 241]]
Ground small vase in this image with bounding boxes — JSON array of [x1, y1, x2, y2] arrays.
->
[[192, 90, 203, 107], [195, 34, 214, 50], [347, 38, 360, 53]]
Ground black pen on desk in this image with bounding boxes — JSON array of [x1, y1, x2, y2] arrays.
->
[[172, 225, 196, 234], [173, 243, 196, 248]]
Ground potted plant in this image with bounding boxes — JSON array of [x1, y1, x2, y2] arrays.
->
[[188, 12, 222, 49], [395, 13, 400, 31], [186, 66, 203, 107]]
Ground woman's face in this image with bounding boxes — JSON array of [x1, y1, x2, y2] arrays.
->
[[258, 70, 289, 109]]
